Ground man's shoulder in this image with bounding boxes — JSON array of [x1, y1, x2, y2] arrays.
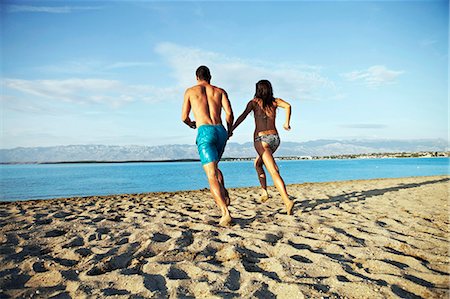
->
[[211, 85, 227, 95], [185, 85, 200, 94]]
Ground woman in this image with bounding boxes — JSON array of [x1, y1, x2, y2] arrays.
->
[[231, 80, 294, 215]]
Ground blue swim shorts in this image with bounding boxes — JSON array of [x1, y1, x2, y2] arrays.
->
[[196, 124, 228, 165]]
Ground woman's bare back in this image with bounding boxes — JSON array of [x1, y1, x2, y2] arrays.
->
[[252, 98, 278, 137]]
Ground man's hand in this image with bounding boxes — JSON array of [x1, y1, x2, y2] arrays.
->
[[189, 121, 196, 129], [283, 123, 291, 131]]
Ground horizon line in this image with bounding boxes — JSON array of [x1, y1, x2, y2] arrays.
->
[[1, 137, 448, 150], [1, 151, 449, 165]]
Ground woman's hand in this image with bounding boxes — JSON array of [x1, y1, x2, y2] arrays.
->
[[283, 123, 291, 131], [228, 129, 233, 139]]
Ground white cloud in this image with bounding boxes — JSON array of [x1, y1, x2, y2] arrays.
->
[[2, 43, 336, 114], [342, 65, 403, 87], [2, 78, 175, 108], [155, 42, 334, 101], [35, 60, 155, 75], [340, 124, 387, 129], [7, 5, 101, 14], [0, 94, 64, 115], [105, 62, 155, 70]]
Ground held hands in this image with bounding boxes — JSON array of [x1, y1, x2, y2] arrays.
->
[[283, 123, 291, 131], [227, 128, 233, 139]]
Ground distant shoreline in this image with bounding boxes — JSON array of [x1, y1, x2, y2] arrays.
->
[[1, 151, 448, 165]]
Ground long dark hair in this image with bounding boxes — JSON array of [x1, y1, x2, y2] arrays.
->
[[254, 80, 275, 114]]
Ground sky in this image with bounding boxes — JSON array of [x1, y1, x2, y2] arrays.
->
[[1, 0, 448, 149]]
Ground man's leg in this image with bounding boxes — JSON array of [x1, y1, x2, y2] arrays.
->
[[254, 155, 269, 202], [203, 161, 232, 226]]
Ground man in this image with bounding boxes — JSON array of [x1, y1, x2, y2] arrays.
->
[[181, 65, 234, 226]]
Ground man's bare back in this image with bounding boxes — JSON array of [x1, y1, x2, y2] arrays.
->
[[182, 82, 233, 131]]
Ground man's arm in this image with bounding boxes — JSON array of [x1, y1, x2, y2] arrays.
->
[[275, 98, 291, 130], [181, 89, 196, 129], [221, 91, 234, 137], [231, 100, 253, 132]]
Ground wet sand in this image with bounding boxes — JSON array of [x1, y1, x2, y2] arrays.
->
[[0, 175, 449, 298]]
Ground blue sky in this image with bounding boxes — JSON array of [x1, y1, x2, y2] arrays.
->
[[1, 0, 448, 148]]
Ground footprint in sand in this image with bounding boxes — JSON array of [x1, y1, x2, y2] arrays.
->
[[5, 233, 20, 245], [75, 248, 93, 257], [35, 218, 52, 225], [61, 269, 79, 281], [53, 257, 79, 267], [117, 237, 129, 245], [167, 266, 190, 280], [291, 255, 313, 264], [20, 244, 51, 257], [53, 211, 72, 219], [224, 268, 241, 291], [152, 233, 171, 243], [336, 275, 351, 282], [175, 230, 194, 248], [143, 274, 168, 294], [44, 229, 67, 238], [62, 236, 84, 248], [91, 216, 105, 223], [252, 282, 276, 298], [102, 288, 129, 296], [263, 232, 283, 245], [87, 253, 132, 276], [32, 261, 48, 273]]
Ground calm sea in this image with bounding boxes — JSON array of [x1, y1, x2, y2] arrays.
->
[[0, 157, 448, 202]]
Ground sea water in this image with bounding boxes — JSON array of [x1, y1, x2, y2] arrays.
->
[[0, 157, 448, 201]]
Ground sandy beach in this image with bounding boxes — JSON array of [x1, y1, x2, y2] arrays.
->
[[0, 175, 448, 298]]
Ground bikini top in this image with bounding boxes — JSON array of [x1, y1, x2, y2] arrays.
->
[[253, 102, 276, 119]]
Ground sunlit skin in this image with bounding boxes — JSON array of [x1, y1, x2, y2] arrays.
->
[[232, 93, 294, 215], [182, 73, 234, 226]]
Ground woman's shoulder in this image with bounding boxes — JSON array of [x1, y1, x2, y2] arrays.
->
[[274, 98, 290, 108], [249, 98, 259, 107]]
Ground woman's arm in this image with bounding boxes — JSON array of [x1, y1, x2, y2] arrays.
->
[[231, 100, 254, 133], [275, 98, 291, 130]]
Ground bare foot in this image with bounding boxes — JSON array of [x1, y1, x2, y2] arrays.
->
[[260, 194, 268, 203], [219, 214, 232, 227], [285, 200, 294, 215], [260, 190, 270, 203]]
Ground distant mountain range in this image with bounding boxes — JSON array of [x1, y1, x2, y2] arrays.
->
[[0, 139, 448, 163]]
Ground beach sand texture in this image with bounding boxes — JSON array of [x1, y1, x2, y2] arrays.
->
[[0, 175, 449, 298]]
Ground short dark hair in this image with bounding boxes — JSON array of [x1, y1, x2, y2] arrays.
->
[[196, 65, 211, 81]]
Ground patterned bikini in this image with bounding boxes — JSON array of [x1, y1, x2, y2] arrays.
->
[[254, 134, 280, 153]]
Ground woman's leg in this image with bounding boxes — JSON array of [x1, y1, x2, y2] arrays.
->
[[254, 155, 269, 202], [217, 168, 230, 206], [254, 141, 294, 215]]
